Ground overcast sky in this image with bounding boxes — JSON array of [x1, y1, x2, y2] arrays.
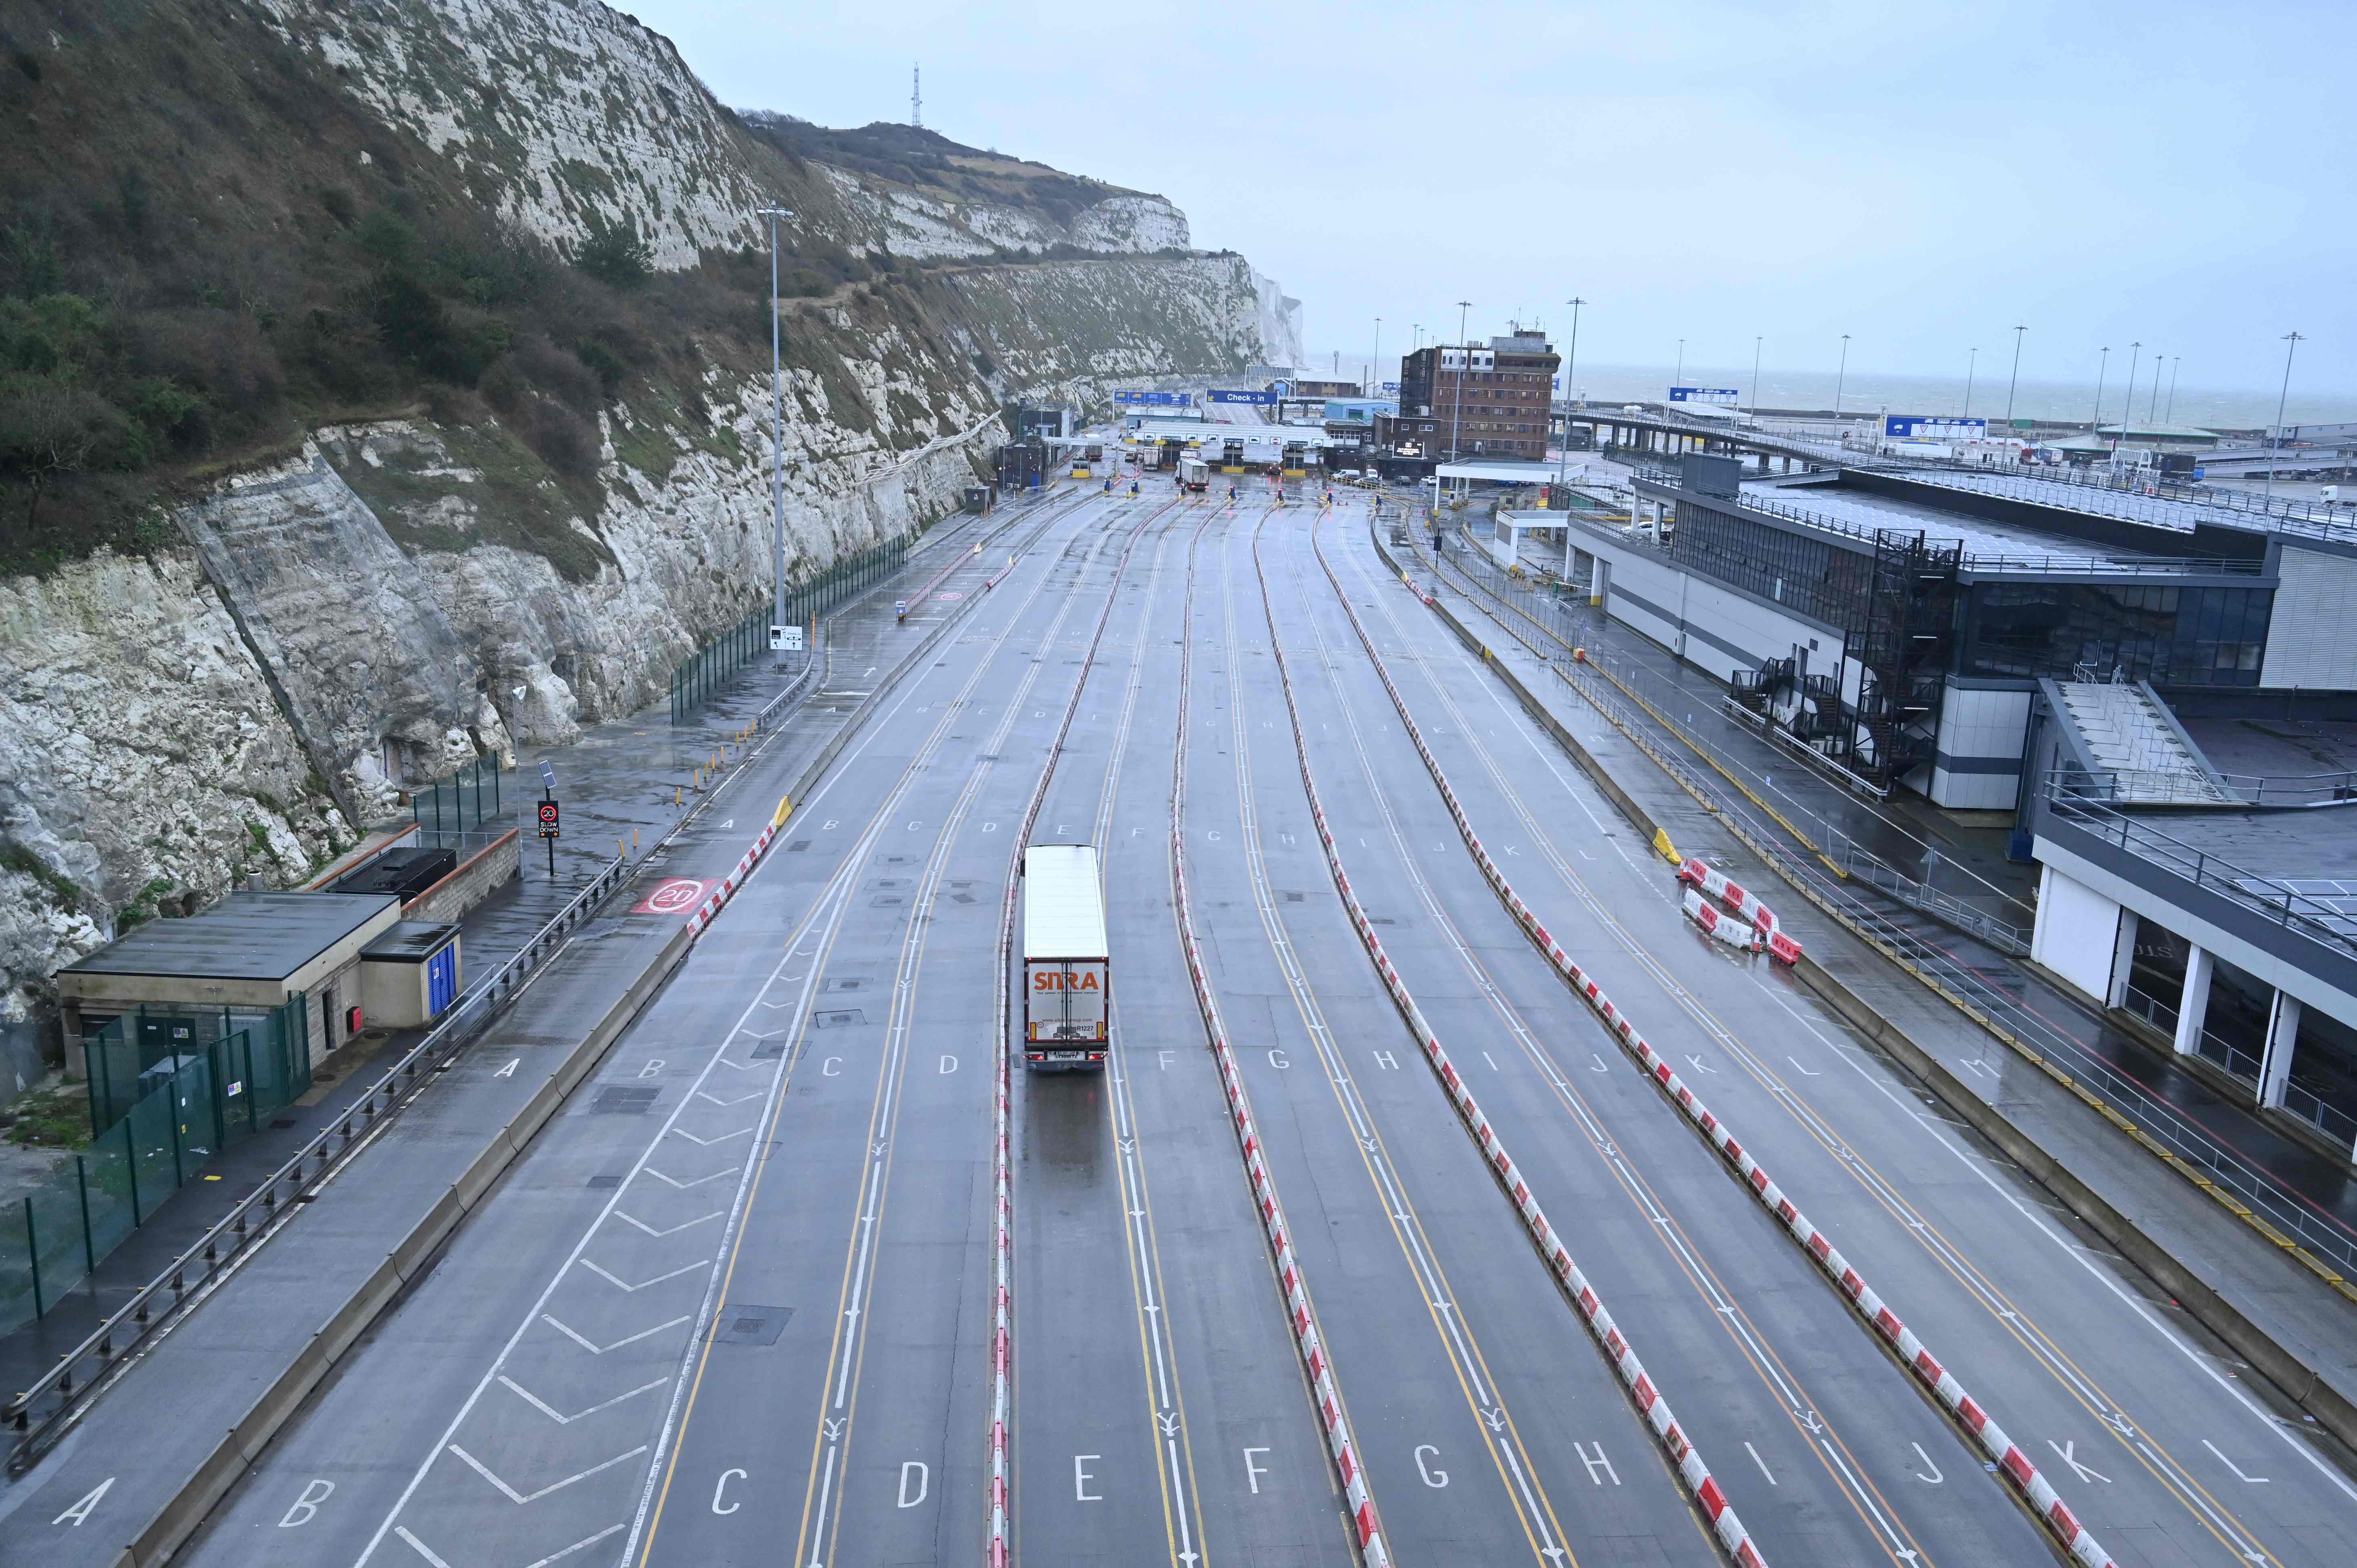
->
[[632, 1, 2349, 408]]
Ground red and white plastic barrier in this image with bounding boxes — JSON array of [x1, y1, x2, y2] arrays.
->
[[1332, 528, 2118, 1568], [983, 501, 1171, 1568], [1681, 886, 1761, 951], [683, 811, 785, 938], [1679, 857, 1802, 964], [1255, 525, 1761, 1568], [1173, 526, 1389, 1568]]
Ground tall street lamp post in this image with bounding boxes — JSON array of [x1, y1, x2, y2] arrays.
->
[[1370, 317, 1381, 397], [2165, 357, 2181, 423], [2266, 331, 2303, 502], [2112, 343, 2141, 456], [1832, 334, 1850, 420], [2090, 346, 2109, 436], [1445, 300, 1471, 465], [1750, 336, 1763, 414], [2004, 324, 2027, 425], [1555, 296, 1584, 493], [759, 205, 795, 664], [1963, 347, 1978, 419]]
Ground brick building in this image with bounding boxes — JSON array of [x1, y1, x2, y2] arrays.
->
[[1395, 332, 1560, 461]]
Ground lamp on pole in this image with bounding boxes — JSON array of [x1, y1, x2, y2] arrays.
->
[[1446, 299, 1471, 464], [758, 205, 795, 664], [2004, 324, 2027, 425], [2090, 346, 2109, 436], [2265, 331, 2303, 502], [2111, 342, 2141, 455], [1369, 317, 1381, 397], [1750, 336, 1763, 415], [1555, 296, 1585, 493], [1964, 347, 1978, 419], [2164, 356, 2181, 423], [1673, 338, 1684, 390], [1832, 334, 1850, 420]]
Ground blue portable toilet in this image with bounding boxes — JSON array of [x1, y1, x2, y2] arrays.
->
[[359, 922, 464, 1028]]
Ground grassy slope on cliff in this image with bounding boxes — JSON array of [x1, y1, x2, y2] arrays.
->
[[0, 0, 904, 578]]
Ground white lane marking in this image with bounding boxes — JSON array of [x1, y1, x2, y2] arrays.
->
[[641, 1166, 731, 1189], [447, 1443, 649, 1504], [498, 1375, 670, 1425], [577, 1258, 709, 1293], [2202, 1439, 2269, 1483], [615, 1209, 724, 1238], [669, 1126, 753, 1146], [1745, 1441, 1777, 1485], [540, 1315, 692, 1355]]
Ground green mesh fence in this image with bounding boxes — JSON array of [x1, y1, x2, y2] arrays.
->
[[0, 995, 311, 1330], [670, 530, 914, 721]]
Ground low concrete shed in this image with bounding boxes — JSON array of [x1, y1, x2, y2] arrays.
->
[[56, 892, 403, 1071]]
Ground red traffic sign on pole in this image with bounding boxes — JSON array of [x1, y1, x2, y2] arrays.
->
[[537, 800, 561, 838]]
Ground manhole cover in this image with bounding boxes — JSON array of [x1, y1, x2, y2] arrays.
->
[[711, 1303, 792, 1345], [824, 977, 864, 993], [592, 1086, 660, 1113], [788, 839, 811, 851], [814, 1009, 866, 1028]]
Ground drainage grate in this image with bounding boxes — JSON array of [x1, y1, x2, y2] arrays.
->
[[1369, 917, 1397, 926], [814, 1009, 866, 1028], [750, 1038, 787, 1059], [586, 1170, 627, 1190], [1282, 891, 1305, 903], [824, 977, 864, 993], [711, 1303, 793, 1345], [592, 1086, 660, 1114], [872, 895, 905, 908], [872, 878, 909, 890], [788, 839, 811, 852]]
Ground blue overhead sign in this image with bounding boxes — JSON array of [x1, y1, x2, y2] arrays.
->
[[1669, 386, 1740, 406], [1884, 415, 1987, 440], [1209, 390, 1280, 405], [1114, 390, 1191, 406]]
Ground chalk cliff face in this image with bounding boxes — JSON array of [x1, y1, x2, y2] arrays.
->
[[0, 0, 1302, 1068]]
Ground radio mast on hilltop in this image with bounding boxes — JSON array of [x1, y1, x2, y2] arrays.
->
[[911, 64, 922, 129]]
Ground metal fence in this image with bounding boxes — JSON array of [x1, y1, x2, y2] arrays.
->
[[412, 753, 503, 844], [671, 531, 913, 722], [0, 996, 310, 1332], [4, 852, 631, 1468]]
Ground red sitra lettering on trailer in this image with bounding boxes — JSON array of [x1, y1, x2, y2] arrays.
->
[[1032, 971, 1103, 991]]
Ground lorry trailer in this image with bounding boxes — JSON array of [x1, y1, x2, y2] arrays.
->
[[1020, 844, 1110, 1070]]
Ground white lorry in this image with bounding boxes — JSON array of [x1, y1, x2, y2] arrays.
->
[[1020, 844, 1110, 1070]]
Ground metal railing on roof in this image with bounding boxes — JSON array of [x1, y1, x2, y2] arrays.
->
[[2040, 771, 2357, 957], [2058, 763, 2357, 810], [1637, 472, 2265, 575], [1900, 465, 2357, 545]]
